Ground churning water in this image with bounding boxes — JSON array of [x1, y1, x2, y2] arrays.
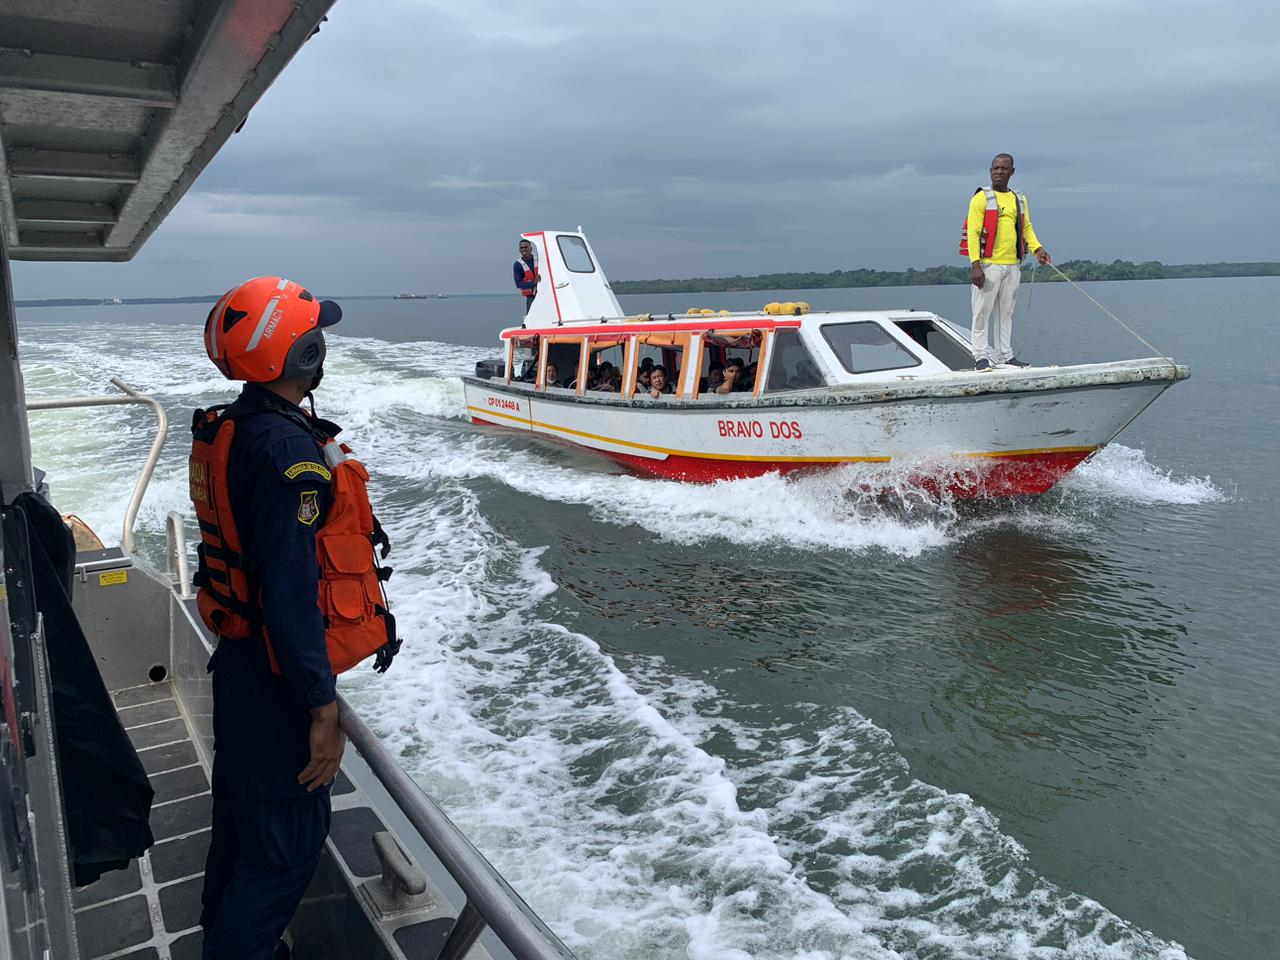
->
[[15, 276, 1278, 960]]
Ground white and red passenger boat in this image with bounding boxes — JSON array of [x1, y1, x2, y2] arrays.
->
[[462, 230, 1190, 496]]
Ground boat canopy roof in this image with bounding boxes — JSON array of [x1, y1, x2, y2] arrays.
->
[[503, 316, 803, 341], [0, 0, 335, 262]]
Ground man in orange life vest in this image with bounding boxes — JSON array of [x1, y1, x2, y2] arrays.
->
[[514, 238, 540, 316], [191, 277, 398, 959], [963, 153, 1052, 371]]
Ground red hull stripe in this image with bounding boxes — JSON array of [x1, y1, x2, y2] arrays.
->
[[601, 447, 1093, 496]]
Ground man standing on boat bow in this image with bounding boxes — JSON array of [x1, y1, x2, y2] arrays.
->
[[514, 237, 540, 316], [963, 153, 1052, 370]]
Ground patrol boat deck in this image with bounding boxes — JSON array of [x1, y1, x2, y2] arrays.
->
[[75, 681, 212, 960], [0, 3, 578, 959], [78, 671, 488, 959], [57, 520, 572, 960]]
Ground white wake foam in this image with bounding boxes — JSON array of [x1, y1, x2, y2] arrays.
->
[[1060, 444, 1225, 505], [343, 483, 1189, 960]]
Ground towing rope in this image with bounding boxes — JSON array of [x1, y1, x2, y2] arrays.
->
[[1045, 263, 1176, 368], [1018, 261, 1176, 370]]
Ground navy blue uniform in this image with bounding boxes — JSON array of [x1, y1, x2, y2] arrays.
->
[[200, 384, 336, 960]]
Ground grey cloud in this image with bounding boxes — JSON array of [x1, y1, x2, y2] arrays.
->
[[13, 0, 1280, 298]]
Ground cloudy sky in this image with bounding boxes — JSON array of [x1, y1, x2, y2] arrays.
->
[[13, 0, 1280, 298]]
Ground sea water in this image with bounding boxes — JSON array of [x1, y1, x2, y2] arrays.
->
[[14, 276, 1278, 960]]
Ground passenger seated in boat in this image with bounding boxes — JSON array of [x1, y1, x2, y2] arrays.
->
[[590, 362, 619, 391], [714, 358, 745, 394], [743, 361, 759, 391], [544, 362, 561, 388], [705, 361, 725, 394], [644, 365, 674, 398], [637, 367, 652, 392]]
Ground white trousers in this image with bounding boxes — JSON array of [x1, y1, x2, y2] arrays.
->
[[970, 262, 1020, 363]]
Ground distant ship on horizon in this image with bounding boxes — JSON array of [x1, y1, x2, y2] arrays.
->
[[103, 296, 124, 305], [393, 292, 427, 299]]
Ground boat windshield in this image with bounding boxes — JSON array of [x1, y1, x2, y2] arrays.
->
[[893, 318, 973, 371], [821, 321, 921, 375], [766, 331, 824, 392]]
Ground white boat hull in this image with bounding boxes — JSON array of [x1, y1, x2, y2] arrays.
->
[[462, 359, 1186, 496]]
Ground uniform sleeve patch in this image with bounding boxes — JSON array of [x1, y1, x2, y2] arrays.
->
[[284, 461, 332, 482], [297, 490, 320, 526]]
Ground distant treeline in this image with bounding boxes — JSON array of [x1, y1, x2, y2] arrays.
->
[[610, 260, 1280, 294], [15, 295, 219, 308], [15, 293, 395, 308]]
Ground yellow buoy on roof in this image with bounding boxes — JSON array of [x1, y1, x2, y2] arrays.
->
[[686, 307, 701, 316], [700, 308, 716, 315], [763, 302, 781, 315], [780, 302, 796, 315], [795, 301, 810, 315], [718, 309, 732, 316]]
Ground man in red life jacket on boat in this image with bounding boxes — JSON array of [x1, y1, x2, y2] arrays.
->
[[514, 238, 540, 317], [960, 153, 1052, 371]]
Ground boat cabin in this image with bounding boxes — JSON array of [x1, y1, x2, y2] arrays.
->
[[494, 230, 977, 401]]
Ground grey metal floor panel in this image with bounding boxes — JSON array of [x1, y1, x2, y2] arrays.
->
[[75, 681, 210, 960]]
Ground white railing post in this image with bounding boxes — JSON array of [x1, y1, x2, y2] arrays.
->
[[26, 379, 168, 554]]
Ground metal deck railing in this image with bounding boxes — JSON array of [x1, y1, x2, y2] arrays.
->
[[339, 705, 577, 960], [25, 377, 167, 554]]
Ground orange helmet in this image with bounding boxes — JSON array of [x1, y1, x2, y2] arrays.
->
[[203, 276, 342, 382]]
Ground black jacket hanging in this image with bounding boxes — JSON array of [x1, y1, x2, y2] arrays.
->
[[7, 492, 154, 885]]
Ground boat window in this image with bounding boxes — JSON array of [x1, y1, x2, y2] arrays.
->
[[699, 332, 761, 396], [893, 318, 972, 371], [821, 322, 921, 374], [588, 341, 625, 394], [765, 331, 824, 392], [511, 336, 539, 382], [557, 235, 596, 273], [544, 342, 581, 390], [635, 342, 685, 399]]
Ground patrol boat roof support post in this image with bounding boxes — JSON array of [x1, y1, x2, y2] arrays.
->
[[0, 225, 34, 505]]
